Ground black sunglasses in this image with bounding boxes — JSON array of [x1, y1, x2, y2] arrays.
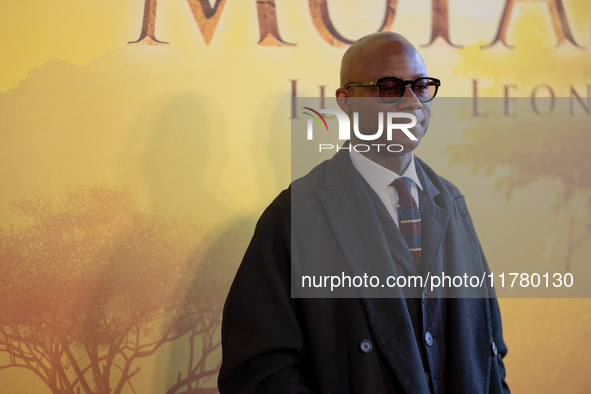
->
[[344, 77, 441, 103]]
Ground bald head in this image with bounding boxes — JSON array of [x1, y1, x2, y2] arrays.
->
[[339, 32, 426, 88]]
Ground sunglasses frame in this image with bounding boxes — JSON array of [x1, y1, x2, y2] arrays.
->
[[344, 77, 441, 103]]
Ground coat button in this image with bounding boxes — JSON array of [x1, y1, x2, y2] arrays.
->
[[360, 339, 373, 353], [424, 331, 434, 347], [491, 341, 498, 356]]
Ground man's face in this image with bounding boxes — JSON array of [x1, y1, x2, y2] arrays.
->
[[337, 40, 432, 155]]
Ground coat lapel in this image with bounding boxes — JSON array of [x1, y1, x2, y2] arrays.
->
[[415, 160, 450, 276]]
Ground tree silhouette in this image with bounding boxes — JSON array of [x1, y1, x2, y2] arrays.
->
[[166, 217, 255, 394], [446, 99, 591, 272], [0, 185, 199, 393]]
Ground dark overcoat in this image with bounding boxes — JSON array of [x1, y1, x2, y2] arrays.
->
[[219, 149, 509, 394]]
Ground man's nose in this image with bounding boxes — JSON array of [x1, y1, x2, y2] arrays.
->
[[397, 84, 422, 111]]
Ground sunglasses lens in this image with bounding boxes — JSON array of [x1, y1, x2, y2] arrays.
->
[[413, 78, 437, 101], [379, 78, 405, 101]]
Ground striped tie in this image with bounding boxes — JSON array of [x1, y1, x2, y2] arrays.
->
[[392, 177, 422, 264]]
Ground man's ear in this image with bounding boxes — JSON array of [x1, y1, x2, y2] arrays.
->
[[336, 88, 352, 115]]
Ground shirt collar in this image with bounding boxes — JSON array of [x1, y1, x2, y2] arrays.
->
[[350, 150, 423, 192]]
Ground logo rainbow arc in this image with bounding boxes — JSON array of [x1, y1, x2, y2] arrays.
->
[[302, 107, 329, 131]]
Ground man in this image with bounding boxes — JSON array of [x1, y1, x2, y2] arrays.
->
[[219, 32, 509, 393]]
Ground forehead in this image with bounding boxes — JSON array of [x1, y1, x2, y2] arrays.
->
[[348, 40, 428, 82]]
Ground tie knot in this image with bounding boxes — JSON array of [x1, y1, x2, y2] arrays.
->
[[391, 177, 413, 197]]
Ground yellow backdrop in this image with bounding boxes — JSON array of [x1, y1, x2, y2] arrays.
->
[[1, 0, 590, 393]]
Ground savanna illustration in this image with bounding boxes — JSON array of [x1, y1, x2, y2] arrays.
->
[[0, 185, 254, 393]]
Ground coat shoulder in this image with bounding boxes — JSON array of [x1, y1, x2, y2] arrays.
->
[[291, 159, 331, 192]]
